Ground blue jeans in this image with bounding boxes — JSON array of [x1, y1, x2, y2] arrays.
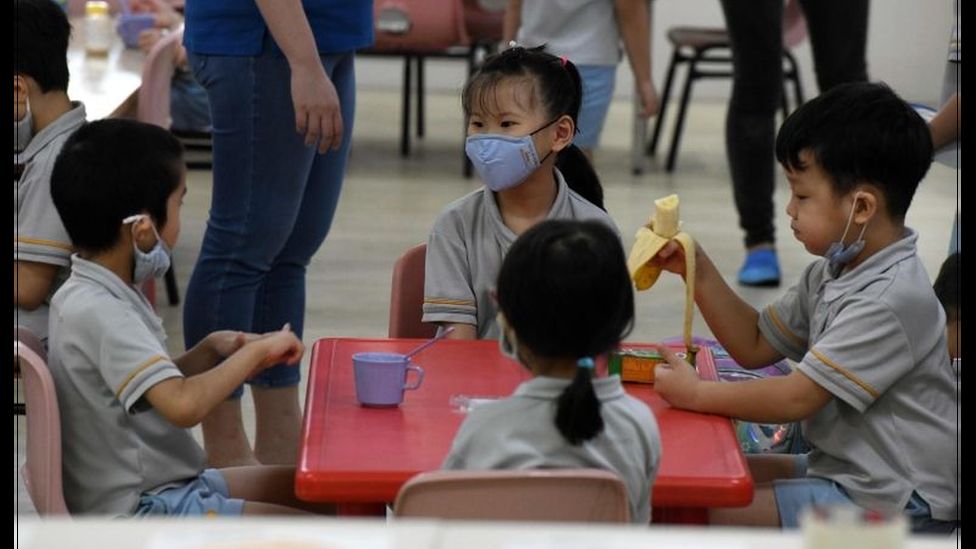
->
[[184, 38, 356, 397]]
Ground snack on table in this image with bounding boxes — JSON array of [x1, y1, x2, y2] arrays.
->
[[608, 348, 665, 384]]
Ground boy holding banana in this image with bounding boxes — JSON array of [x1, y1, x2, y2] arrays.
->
[[646, 82, 958, 533]]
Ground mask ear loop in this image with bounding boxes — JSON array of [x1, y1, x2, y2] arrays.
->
[[838, 195, 869, 246]]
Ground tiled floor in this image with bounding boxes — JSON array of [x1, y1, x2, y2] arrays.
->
[[14, 88, 959, 518]]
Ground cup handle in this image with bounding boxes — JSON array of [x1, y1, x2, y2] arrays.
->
[[404, 364, 424, 391]]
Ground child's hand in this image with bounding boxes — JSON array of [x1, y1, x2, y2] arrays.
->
[[653, 345, 702, 411], [651, 240, 690, 278], [254, 324, 305, 369], [137, 28, 164, 54], [205, 330, 249, 360]]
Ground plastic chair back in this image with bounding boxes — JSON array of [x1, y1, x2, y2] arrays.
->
[[394, 469, 631, 523], [137, 26, 184, 129], [389, 243, 437, 339], [16, 340, 70, 516], [371, 0, 469, 53], [463, 0, 505, 44]]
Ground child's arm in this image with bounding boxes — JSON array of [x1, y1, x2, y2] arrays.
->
[[654, 241, 783, 367], [441, 323, 477, 340], [143, 328, 303, 428], [173, 330, 256, 377], [654, 346, 831, 423], [929, 92, 959, 150], [14, 261, 59, 310]]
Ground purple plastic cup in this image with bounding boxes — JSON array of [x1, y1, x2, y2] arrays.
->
[[352, 352, 425, 408], [116, 13, 156, 49]]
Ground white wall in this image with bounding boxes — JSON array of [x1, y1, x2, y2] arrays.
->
[[356, 0, 956, 106]]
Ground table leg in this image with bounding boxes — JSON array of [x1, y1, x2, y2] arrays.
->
[[652, 507, 709, 524], [337, 502, 387, 517]]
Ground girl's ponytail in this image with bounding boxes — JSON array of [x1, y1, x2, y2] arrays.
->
[[555, 357, 604, 445], [556, 144, 605, 211]]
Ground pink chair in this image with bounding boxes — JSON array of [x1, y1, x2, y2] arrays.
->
[[135, 26, 185, 308], [388, 243, 437, 339], [394, 469, 631, 523], [362, 0, 472, 170], [14, 325, 46, 416], [16, 338, 70, 516]]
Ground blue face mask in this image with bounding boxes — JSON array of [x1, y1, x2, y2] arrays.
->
[[825, 196, 868, 277], [465, 119, 559, 192], [123, 214, 172, 284]]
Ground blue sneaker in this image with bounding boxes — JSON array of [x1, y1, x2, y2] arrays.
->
[[738, 249, 781, 287]]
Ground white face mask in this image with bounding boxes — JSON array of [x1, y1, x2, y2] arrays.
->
[[824, 195, 869, 277], [496, 313, 521, 363], [14, 100, 33, 152], [123, 214, 172, 284]]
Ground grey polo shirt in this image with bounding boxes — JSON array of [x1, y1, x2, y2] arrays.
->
[[443, 375, 661, 524], [423, 169, 618, 339], [758, 229, 958, 521], [48, 255, 206, 516], [517, 0, 621, 66], [14, 102, 86, 343]]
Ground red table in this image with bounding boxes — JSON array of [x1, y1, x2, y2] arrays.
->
[[297, 338, 753, 522]]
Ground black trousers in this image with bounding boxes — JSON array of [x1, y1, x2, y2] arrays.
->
[[720, 0, 869, 248]]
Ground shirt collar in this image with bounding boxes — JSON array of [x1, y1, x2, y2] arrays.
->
[[484, 168, 571, 247], [21, 102, 87, 163], [821, 227, 919, 303], [69, 254, 167, 341], [513, 374, 626, 400]]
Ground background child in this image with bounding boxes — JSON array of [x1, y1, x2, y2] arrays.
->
[[423, 46, 617, 341], [933, 252, 960, 361], [47, 119, 327, 516], [14, 0, 87, 345], [442, 219, 661, 524], [650, 82, 958, 532]]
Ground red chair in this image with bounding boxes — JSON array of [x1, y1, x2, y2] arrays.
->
[[394, 469, 631, 523], [16, 337, 70, 516], [388, 243, 437, 339]]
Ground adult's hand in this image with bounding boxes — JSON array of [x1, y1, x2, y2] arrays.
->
[[290, 61, 343, 154]]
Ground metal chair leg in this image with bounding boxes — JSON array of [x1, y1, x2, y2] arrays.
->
[[665, 51, 701, 172], [400, 56, 412, 157], [164, 264, 180, 306], [648, 48, 681, 157], [417, 56, 425, 139]]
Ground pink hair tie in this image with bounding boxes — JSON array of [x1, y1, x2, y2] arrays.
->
[[559, 55, 568, 67]]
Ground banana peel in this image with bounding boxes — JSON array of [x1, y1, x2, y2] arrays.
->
[[626, 194, 699, 365]]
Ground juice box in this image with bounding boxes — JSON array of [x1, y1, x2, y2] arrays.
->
[[608, 348, 664, 383]]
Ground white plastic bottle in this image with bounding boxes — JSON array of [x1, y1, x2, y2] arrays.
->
[[84, 1, 113, 56]]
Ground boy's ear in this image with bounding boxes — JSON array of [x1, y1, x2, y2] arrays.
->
[[128, 215, 158, 251], [550, 114, 576, 153], [851, 188, 879, 225], [14, 76, 29, 118]]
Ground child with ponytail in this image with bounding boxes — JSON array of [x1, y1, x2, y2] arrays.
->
[[442, 219, 661, 524]]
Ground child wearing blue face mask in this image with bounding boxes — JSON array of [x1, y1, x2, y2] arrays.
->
[[423, 46, 619, 341], [47, 119, 333, 517], [443, 219, 661, 524], [648, 83, 958, 533]]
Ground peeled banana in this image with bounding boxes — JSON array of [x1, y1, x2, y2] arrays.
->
[[626, 194, 699, 365]]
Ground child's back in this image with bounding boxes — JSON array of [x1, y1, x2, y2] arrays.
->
[[443, 219, 661, 523]]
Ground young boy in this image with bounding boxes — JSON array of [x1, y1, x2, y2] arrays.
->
[[14, 0, 87, 344], [650, 82, 958, 532], [48, 119, 326, 516]]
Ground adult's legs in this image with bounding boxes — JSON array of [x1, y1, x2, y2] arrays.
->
[[183, 40, 332, 467], [248, 53, 358, 465], [719, 0, 783, 285], [798, 0, 869, 92]]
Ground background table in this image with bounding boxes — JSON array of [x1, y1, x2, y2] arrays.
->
[[67, 17, 144, 120], [297, 338, 752, 522]]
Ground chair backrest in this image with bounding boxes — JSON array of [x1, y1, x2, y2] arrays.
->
[[137, 26, 184, 129], [15, 325, 46, 362], [394, 469, 631, 523], [389, 243, 437, 339], [462, 0, 505, 44], [371, 0, 470, 53], [16, 340, 70, 516]]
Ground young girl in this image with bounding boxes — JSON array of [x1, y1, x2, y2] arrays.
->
[[423, 46, 618, 340], [442, 219, 661, 524]]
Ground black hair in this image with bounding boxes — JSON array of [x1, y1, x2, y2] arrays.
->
[[496, 219, 634, 445], [933, 253, 960, 322], [15, 0, 71, 92], [463, 46, 605, 211], [51, 119, 184, 254], [775, 82, 933, 220]]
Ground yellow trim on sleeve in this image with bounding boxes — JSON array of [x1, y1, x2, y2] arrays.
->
[[766, 306, 806, 348], [423, 297, 476, 307], [810, 347, 880, 399], [115, 355, 169, 399], [15, 236, 73, 252]]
